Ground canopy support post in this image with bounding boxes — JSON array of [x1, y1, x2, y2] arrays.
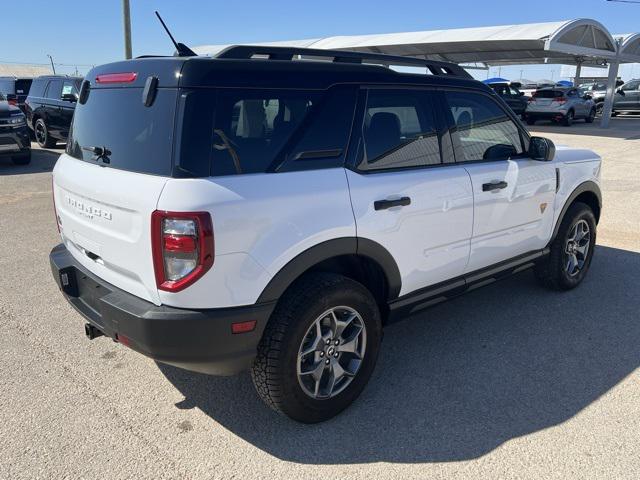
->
[[574, 61, 582, 87], [600, 60, 619, 129]]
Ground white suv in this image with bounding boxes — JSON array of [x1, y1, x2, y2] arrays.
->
[[50, 46, 602, 423]]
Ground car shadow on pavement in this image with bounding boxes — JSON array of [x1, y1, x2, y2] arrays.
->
[[0, 148, 60, 176], [158, 245, 640, 464]]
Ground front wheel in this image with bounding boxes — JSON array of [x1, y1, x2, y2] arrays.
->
[[251, 273, 382, 423], [585, 108, 596, 123], [535, 202, 597, 290]]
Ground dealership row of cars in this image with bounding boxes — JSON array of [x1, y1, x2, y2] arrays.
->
[[0, 74, 82, 164], [486, 78, 640, 126]]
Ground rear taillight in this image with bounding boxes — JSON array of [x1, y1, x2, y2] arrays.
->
[[151, 211, 214, 292], [8, 98, 17, 106], [553, 98, 567, 105]]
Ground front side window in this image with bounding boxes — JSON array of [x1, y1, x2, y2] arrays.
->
[[359, 89, 440, 171], [446, 91, 524, 162]]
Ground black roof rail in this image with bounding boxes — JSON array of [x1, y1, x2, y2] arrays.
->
[[215, 45, 472, 78]]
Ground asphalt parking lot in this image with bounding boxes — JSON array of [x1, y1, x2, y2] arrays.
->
[[1, 118, 639, 479]]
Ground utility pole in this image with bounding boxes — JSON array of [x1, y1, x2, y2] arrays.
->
[[47, 54, 56, 74], [122, 0, 132, 59]]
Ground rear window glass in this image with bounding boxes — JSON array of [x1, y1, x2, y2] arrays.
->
[[15, 79, 32, 96], [66, 87, 177, 176], [534, 90, 564, 99]]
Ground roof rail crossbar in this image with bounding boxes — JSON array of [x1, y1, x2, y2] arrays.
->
[[215, 45, 472, 78]]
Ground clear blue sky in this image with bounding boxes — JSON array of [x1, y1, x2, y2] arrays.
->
[[5, 0, 640, 80]]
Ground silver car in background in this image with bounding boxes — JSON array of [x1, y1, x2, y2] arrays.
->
[[524, 87, 596, 126]]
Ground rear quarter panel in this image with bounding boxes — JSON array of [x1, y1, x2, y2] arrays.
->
[[157, 168, 355, 309]]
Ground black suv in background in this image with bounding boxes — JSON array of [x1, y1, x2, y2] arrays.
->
[[0, 77, 33, 113], [25, 75, 82, 148], [0, 93, 31, 165]]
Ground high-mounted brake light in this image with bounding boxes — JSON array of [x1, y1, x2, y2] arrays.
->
[[95, 72, 138, 84], [151, 211, 214, 292]]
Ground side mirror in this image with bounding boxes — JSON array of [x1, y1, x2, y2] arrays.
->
[[617, 89, 625, 96], [583, 94, 593, 100], [529, 136, 555, 162], [61, 93, 77, 103], [518, 91, 525, 96]]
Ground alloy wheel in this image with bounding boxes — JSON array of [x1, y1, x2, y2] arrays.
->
[[35, 121, 47, 145], [564, 219, 591, 277], [297, 306, 367, 399]]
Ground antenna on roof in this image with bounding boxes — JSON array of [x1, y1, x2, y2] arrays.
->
[[154, 11, 197, 57]]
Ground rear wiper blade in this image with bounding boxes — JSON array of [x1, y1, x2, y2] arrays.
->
[[82, 145, 111, 163]]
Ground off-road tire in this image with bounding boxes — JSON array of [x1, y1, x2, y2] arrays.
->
[[251, 272, 382, 423], [535, 202, 597, 290]]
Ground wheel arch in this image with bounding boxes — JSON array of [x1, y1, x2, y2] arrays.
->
[[551, 181, 602, 243], [256, 237, 402, 311]]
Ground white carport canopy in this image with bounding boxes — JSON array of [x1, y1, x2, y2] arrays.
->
[[194, 19, 619, 67], [194, 19, 637, 127]]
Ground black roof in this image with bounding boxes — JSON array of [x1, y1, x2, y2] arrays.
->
[[85, 46, 488, 93]]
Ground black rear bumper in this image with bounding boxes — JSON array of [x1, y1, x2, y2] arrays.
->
[[49, 244, 275, 375]]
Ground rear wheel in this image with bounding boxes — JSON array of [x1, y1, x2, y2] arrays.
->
[[11, 151, 31, 165], [34, 118, 56, 148], [526, 117, 536, 126], [251, 272, 382, 423], [562, 110, 574, 126], [585, 108, 596, 123], [535, 202, 596, 290], [595, 102, 604, 116]]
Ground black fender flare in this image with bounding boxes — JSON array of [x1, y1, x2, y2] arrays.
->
[[550, 181, 602, 243], [256, 237, 402, 304]]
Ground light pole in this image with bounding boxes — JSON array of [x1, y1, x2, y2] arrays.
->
[[47, 54, 56, 74], [122, 0, 132, 59]]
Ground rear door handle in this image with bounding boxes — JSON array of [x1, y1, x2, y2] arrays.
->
[[482, 181, 508, 192], [374, 197, 411, 211]]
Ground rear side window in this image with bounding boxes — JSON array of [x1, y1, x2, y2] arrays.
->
[[359, 89, 440, 171], [66, 87, 177, 176], [28, 79, 47, 97], [178, 87, 356, 177], [210, 89, 320, 176], [446, 91, 524, 162], [45, 79, 63, 100]]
